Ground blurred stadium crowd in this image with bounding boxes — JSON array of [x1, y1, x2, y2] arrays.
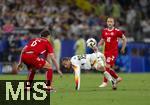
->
[[0, 0, 150, 73]]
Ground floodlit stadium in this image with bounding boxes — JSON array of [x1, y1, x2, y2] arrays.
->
[[0, 0, 150, 105]]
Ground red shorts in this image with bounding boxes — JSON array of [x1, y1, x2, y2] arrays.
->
[[22, 53, 46, 69], [104, 53, 118, 66]]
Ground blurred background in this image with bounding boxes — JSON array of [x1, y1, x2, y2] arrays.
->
[[0, 0, 150, 74]]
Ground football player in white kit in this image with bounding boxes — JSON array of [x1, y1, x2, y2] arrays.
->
[[61, 47, 117, 90]]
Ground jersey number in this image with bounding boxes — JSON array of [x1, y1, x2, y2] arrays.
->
[[31, 40, 41, 47], [106, 37, 111, 42]]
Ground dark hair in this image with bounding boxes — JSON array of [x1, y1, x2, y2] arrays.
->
[[41, 29, 57, 38], [61, 57, 70, 62], [60, 57, 70, 68], [106, 16, 115, 22], [40, 30, 51, 37]]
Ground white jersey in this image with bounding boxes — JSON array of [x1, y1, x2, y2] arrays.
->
[[71, 52, 106, 70]]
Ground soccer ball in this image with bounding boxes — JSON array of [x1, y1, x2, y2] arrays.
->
[[86, 38, 97, 48]]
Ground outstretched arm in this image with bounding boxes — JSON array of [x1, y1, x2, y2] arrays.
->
[[47, 53, 63, 76], [17, 47, 25, 71], [120, 35, 127, 54], [98, 39, 104, 46], [92, 46, 99, 53], [97, 38, 105, 53]]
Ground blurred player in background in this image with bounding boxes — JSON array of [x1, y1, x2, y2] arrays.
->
[[61, 48, 117, 90], [17, 30, 63, 91], [74, 35, 86, 55], [98, 17, 127, 87], [53, 35, 61, 70]]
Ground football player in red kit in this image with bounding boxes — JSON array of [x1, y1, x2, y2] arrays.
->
[[17, 30, 63, 91], [98, 17, 127, 87]]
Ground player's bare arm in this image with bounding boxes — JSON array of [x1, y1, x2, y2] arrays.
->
[[17, 47, 26, 71], [98, 38, 104, 46], [121, 35, 127, 54], [47, 53, 63, 76], [71, 64, 77, 71], [92, 46, 99, 53]]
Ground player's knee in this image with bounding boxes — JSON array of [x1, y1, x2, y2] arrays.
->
[[106, 64, 111, 68], [96, 66, 105, 72], [43, 62, 52, 69], [47, 63, 52, 69], [100, 66, 105, 72]]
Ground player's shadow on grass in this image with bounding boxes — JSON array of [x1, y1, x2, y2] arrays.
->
[[58, 86, 116, 93]]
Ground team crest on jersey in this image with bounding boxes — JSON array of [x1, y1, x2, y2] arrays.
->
[[105, 32, 108, 35], [110, 32, 114, 36]]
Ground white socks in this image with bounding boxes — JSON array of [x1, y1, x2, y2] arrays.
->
[[104, 71, 114, 82]]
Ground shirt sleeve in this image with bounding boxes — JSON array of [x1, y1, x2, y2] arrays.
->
[[117, 29, 123, 38], [101, 29, 105, 39]]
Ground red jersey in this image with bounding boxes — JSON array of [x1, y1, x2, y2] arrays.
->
[[23, 38, 53, 57], [101, 28, 123, 55]]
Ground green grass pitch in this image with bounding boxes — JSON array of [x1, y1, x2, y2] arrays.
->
[[0, 73, 150, 105]]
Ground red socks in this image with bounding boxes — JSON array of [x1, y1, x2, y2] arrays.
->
[[109, 68, 118, 79], [46, 68, 53, 86], [28, 70, 35, 81], [26, 70, 35, 87], [103, 68, 118, 83], [27, 68, 53, 87], [103, 77, 108, 83]]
